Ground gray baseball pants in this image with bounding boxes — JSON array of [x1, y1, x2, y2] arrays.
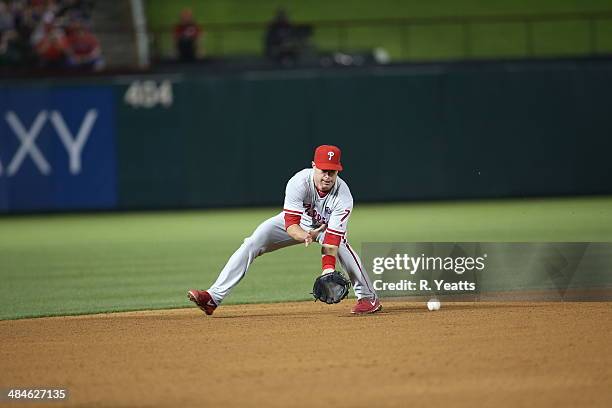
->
[[207, 213, 377, 305]]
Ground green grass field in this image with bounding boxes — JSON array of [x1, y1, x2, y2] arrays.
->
[[146, 0, 612, 60], [1, 196, 611, 320]]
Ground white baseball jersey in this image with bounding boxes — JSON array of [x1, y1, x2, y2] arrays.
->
[[206, 167, 378, 305], [283, 168, 353, 241]]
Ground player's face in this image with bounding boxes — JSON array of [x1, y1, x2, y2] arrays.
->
[[312, 162, 338, 192]]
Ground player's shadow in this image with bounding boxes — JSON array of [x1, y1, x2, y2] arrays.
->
[[379, 302, 554, 314], [210, 311, 335, 319], [188, 302, 553, 319]]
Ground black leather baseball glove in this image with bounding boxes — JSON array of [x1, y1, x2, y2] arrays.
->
[[311, 271, 351, 304]]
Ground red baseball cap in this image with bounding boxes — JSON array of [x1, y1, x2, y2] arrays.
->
[[313, 145, 343, 171]]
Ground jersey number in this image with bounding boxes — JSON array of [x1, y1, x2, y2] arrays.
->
[[340, 209, 351, 221]]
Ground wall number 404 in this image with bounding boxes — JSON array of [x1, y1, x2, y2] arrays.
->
[[124, 80, 173, 108]]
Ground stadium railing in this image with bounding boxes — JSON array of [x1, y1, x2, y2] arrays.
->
[[148, 11, 612, 62]]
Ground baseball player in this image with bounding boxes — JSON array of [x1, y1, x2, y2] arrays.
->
[[188, 145, 381, 315]]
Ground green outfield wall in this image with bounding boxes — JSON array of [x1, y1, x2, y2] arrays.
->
[[2, 58, 612, 212], [116, 59, 612, 209]]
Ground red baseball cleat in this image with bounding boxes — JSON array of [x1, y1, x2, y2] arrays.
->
[[187, 289, 217, 315], [351, 298, 382, 314]]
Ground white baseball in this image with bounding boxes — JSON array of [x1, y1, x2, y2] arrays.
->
[[427, 299, 441, 311]]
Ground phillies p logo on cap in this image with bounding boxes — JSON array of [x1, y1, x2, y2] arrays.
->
[[314, 145, 343, 171]]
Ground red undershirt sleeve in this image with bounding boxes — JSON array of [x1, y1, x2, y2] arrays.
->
[[284, 212, 301, 230], [322, 232, 342, 246]]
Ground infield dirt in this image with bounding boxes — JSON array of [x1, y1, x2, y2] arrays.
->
[[2, 301, 611, 407]]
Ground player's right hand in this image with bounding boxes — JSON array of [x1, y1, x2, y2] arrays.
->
[[305, 224, 327, 247], [304, 235, 312, 247]]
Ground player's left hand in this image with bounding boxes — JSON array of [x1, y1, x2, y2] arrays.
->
[[311, 271, 351, 304]]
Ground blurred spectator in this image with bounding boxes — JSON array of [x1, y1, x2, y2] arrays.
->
[[264, 9, 312, 66], [0, 1, 15, 64], [264, 8, 293, 63], [29, 0, 46, 22], [174, 8, 202, 62], [65, 19, 102, 70], [0, 29, 20, 65], [13, 2, 37, 43], [0, 1, 14, 32], [1, 0, 100, 71], [34, 19, 69, 68], [56, 0, 93, 20], [6, 1, 36, 65]]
